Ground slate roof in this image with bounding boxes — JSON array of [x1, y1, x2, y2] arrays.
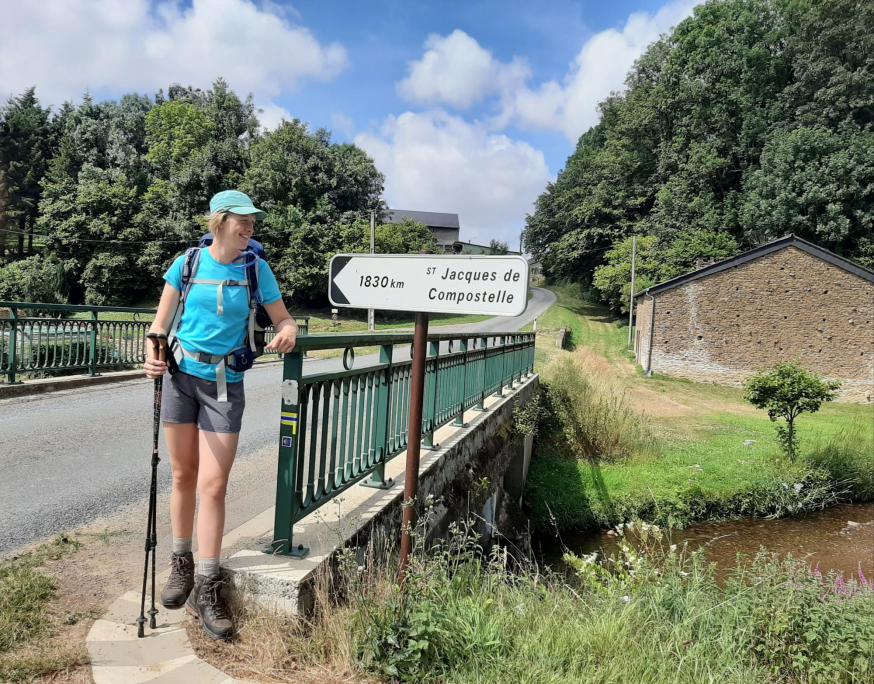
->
[[386, 209, 460, 229], [636, 234, 874, 298]]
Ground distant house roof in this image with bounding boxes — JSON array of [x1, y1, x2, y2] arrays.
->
[[386, 209, 459, 229], [453, 240, 521, 256], [636, 234, 874, 299]]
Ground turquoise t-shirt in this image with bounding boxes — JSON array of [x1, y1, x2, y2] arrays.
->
[[164, 248, 282, 383]]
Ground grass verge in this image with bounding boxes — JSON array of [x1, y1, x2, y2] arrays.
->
[[0, 535, 90, 682], [526, 285, 874, 531]]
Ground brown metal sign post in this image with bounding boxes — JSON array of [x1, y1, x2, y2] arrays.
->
[[327, 254, 530, 584], [398, 311, 428, 582]]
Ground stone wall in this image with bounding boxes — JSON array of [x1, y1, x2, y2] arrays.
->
[[636, 247, 873, 402]]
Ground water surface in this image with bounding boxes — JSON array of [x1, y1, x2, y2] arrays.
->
[[542, 503, 874, 578]]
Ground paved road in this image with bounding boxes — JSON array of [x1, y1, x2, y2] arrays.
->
[[0, 288, 555, 556]]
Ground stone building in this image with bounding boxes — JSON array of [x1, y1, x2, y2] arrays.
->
[[633, 235, 874, 402]]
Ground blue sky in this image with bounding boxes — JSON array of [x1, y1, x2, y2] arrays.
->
[[1, 0, 698, 245]]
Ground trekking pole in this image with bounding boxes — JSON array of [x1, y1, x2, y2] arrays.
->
[[138, 333, 167, 638]]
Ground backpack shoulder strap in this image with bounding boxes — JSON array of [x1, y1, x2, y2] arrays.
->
[[169, 247, 202, 343], [180, 247, 202, 301], [245, 252, 263, 305]]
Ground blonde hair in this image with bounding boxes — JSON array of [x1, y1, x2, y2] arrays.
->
[[208, 211, 230, 236]]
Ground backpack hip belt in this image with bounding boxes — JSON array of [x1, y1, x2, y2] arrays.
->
[[171, 341, 249, 402]]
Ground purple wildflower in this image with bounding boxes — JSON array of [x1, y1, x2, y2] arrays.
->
[[858, 564, 871, 591]]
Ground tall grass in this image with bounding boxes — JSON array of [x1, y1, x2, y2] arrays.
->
[[197, 519, 874, 683], [541, 353, 651, 462], [806, 426, 874, 501]]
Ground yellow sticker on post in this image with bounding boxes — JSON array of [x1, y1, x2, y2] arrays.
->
[[281, 411, 298, 434]]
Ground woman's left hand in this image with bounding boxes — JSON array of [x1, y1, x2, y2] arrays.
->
[[265, 324, 297, 354]]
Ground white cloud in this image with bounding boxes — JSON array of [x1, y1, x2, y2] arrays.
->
[[397, 30, 530, 110], [356, 111, 550, 247], [0, 0, 347, 111], [256, 102, 294, 131], [503, 0, 698, 142], [330, 113, 355, 139]]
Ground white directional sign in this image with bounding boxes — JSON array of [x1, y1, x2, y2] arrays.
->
[[329, 254, 529, 316]]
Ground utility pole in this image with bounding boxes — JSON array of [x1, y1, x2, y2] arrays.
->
[[368, 211, 375, 331], [627, 235, 637, 348]]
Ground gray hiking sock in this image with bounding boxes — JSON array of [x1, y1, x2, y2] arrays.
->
[[172, 537, 192, 555], [198, 557, 221, 578]]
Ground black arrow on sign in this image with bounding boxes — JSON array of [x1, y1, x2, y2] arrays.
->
[[330, 256, 351, 305]]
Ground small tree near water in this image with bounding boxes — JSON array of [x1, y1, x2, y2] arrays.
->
[[744, 362, 840, 460]]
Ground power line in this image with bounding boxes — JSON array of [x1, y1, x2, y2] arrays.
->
[[0, 224, 295, 246], [0, 226, 194, 245]]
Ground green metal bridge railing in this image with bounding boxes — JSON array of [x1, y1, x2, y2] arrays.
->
[[0, 301, 309, 384], [272, 330, 536, 556]]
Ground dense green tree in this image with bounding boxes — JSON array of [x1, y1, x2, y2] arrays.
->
[[779, 0, 874, 131], [526, 0, 874, 307], [659, 229, 739, 275], [373, 219, 436, 255], [742, 127, 874, 252], [241, 120, 383, 303], [145, 100, 214, 178], [593, 230, 739, 312], [42, 164, 142, 303], [0, 88, 54, 257], [37, 94, 151, 303], [593, 236, 660, 313]]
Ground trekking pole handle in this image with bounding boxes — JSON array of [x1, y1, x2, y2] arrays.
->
[[147, 332, 168, 362]]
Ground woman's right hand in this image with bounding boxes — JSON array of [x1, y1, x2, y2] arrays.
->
[[144, 358, 168, 379]]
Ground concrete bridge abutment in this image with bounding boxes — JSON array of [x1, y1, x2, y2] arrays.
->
[[224, 373, 539, 614]]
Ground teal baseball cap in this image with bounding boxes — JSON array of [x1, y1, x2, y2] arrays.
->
[[209, 190, 266, 220]]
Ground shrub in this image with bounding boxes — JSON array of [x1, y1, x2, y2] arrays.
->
[[0, 256, 68, 304], [347, 519, 874, 683]]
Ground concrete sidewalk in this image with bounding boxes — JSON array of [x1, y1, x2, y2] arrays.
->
[[85, 498, 273, 684]]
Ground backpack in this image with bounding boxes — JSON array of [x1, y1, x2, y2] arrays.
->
[[167, 234, 271, 381]]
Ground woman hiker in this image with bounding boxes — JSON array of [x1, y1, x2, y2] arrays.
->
[[143, 190, 298, 640]]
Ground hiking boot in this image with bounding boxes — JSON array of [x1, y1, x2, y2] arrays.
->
[[185, 574, 234, 641], [160, 552, 194, 608]]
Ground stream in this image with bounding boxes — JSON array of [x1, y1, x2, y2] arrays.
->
[[539, 503, 874, 578]]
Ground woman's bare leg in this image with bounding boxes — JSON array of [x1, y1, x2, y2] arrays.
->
[[163, 423, 199, 540], [195, 430, 239, 558]]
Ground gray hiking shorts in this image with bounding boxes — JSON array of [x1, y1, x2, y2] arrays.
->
[[162, 372, 245, 434]]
